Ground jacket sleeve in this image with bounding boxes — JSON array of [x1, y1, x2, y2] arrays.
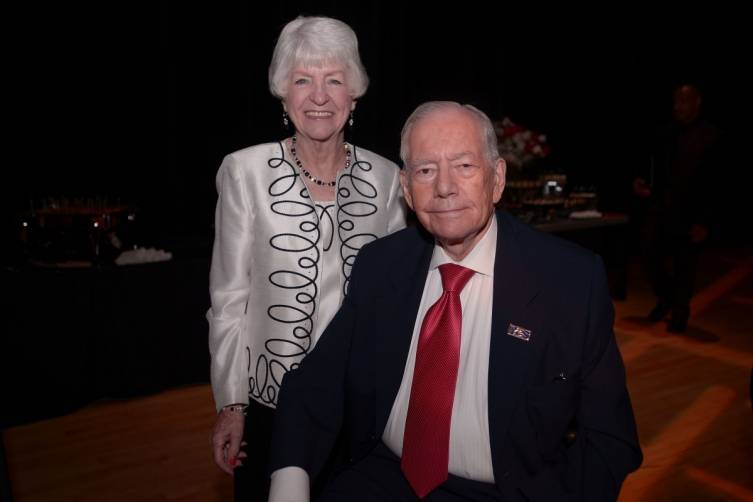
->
[[570, 255, 643, 500], [207, 155, 254, 411]]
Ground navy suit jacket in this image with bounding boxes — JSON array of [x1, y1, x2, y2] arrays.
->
[[270, 210, 642, 501]]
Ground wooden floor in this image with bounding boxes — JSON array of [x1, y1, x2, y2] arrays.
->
[[3, 246, 753, 501]]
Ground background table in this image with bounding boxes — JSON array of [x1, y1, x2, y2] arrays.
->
[[535, 213, 630, 300], [1, 255, 210, 428]]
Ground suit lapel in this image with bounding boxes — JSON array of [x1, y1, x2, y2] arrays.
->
[[375, 227, 434, 432], [488, 210, 540, 477]]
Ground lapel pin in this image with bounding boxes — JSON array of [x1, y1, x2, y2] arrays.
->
[[507, 323, 532, 342]]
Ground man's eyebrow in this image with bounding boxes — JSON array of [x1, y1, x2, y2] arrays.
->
[[447, 151, 475, 161], [409, 158, 437, 167], [410, 152, 475, 166]]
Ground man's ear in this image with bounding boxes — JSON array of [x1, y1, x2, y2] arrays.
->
[[492, 158, 506, 204]]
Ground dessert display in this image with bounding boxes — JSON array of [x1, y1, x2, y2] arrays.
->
[[20, 198, 139, 264]]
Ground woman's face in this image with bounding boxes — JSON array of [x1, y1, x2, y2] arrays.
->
[[283, 62, 355, 143]]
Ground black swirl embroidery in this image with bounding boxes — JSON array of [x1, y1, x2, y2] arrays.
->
[[248, 142, 385, 406], [249, 353, 272, 403], [249, 142, 322, 406], [268, 154, 298, 197], [316, 203, 336, 252], [271, 200, 315, 217], [337, 146, 380, 295]]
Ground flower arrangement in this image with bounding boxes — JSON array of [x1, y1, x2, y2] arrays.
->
[[495, 117, 551, 172]]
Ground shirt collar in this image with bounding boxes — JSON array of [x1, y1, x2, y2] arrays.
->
[[429, 213, 497, 277]]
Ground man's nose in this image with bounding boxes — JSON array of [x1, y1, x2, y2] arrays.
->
[[435, 166, 458, 198]]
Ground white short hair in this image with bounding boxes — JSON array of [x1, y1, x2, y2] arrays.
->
[[400, 101, 501, 168], [268, 16, 369, 99]]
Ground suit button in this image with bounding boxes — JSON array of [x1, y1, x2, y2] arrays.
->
[[503, 471, 510, 479], [348, 457, 354, 463], [369, 434, 376, 440]]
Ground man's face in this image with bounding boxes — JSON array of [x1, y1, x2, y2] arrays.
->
[[400, 108, 505, 260], [672, 85, 702, 126]]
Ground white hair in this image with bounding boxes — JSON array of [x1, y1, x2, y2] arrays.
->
[[268, 16, 369, 99], [399, 101, 501, 169]]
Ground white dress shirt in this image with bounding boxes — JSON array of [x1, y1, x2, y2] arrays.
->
[[382, 216, 497, 482], [268, 216, 498, 501]]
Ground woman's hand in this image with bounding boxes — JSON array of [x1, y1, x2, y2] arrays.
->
[[211, 407, 247, 474]]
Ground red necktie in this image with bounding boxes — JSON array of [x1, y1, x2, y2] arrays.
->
[[401, 263, 475, 498]]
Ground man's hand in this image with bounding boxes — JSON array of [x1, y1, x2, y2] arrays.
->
[[632, 177, 651, 198], [211, 408, 247, 474], [690, 224, 709, 244]]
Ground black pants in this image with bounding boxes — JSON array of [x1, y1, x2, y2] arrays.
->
[[641, 216, 700, 321], [233, 400, 274, 502], [319, 442, 504, 502]]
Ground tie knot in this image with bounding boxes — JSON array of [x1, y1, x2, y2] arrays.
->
[[438, 263, 475, 293]]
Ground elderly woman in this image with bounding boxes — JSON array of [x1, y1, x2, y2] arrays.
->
[[208, 15, 406, 500]]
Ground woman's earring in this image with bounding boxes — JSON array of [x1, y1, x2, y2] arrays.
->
[[282, 112, 289, 128], [348, 111, 354, 128]]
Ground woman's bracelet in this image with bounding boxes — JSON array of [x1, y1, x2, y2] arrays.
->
[[221, 404, 248, 415]]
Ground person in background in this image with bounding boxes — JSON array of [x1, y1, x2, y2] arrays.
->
[[633, 83, 722, 332], [207, 15, 406, 501]]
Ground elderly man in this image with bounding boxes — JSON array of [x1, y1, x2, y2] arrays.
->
[[268, 102, 642, 501]]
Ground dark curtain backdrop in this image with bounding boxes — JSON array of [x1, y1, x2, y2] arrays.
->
[[5, 2, 751, 254]]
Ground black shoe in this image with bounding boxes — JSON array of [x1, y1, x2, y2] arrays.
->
[[667, 317, 688, 333], [648, 302, 671, 322]]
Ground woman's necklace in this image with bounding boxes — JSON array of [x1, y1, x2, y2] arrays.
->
[[290, 135, 351, 187]]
